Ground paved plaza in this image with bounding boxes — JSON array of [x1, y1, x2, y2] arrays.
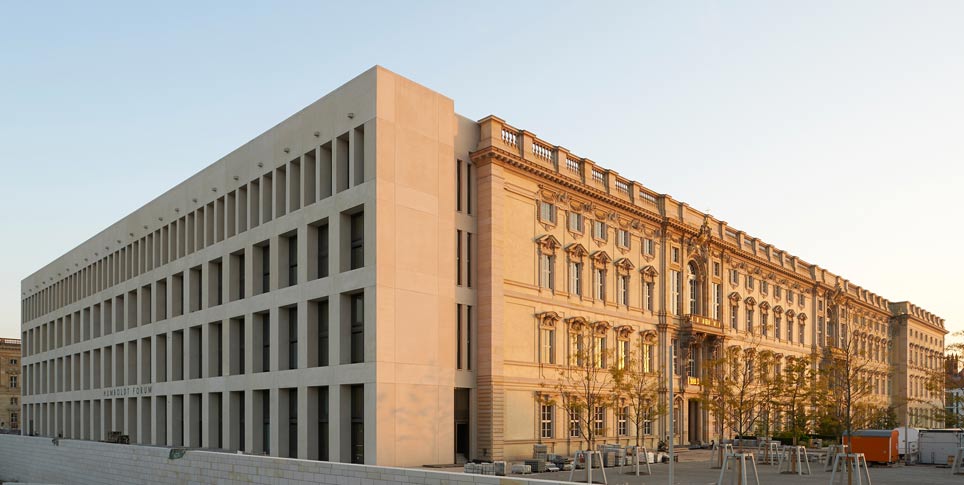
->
[[515, 449, 964, 485]]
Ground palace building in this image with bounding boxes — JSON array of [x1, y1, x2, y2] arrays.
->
[[19, 67, 947, 466]]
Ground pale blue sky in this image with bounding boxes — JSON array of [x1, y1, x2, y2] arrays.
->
[[1, 1, 961, 340]]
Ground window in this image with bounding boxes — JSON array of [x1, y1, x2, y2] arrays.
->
[[730, 270, 739, 285], [9, 376, 16, 388], [569, 261, 583, 296], [747, 275, 754, 290], [800, 294, 806, 306], [539, 201, 556, 224], [8, 359, 16, 366], [287, 235, 298, 287], [259, 244, 270, 294], [746, 309, 754, 333], [593, 335, 607, 368], [594, 268, 607, 301], [713, 262, 721, 277], [670, 270, 681, 314], [466, 233, 472, 288], [568, 212, 584, 233], [350, 212, 364, 270], [539, 254, 555, 290], [593, 220, 607, 241], [643, 343, 655, 373], [644, 282, 655, 311], [618, 407, 628, 436], [787, 290, 794, 304], [761, 281, 768, 294], [687, 263, 699, 315], [761, 313, 769, 336], [9, 397, 16, 405], [775, 316, 782, 340], [617, 229, 631, 248], [569, 333, 584, 366], [540, 404, 554, 439], [618, 339, 630, 369], [618, 275, 630, 306], [594, 407, 605, 434], [775, 286, 782, 298], [671, 247, 680, 263], [569, 410, 581, 438], [643, 238, 655, 256], [540, 328, 556, 365], [643, 418, 653, 436], [350, 293, 364, 363], [799, 322, 805, 344], [316, 223, 329, 279], [287, 307, 298, 370], [712, 283, 722, 320]]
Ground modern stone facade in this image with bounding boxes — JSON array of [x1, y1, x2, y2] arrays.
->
[[0, 338, 21, 430], [19, 66, 947, 465]]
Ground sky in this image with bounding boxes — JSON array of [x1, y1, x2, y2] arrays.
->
[[0, 1, 961, 341]]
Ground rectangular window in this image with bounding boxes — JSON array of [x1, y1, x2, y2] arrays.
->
[[617, 229, 630, 248], [594, 407, 605, 434], [643, 238, 655, 256], [456, 159, 463, 213], [350, 293, 364, 364], [466, 232, 472, 288], [747, 275, 754, 290], [594, 268, 606, 301], [671, 247, 680, 263], [775, 286, 782, 298], [350, 212, 364, 270], [644, 282, 654, 311], [761, 313, 769, 336], [350, 385, 364, 464], [775, 316, 782, 340], [539, 201, 556, 224], [746, 309, 754, 333], [618, 407, 628, 436], [643, 343, 655, 373], [593, 336, 607, 368], [569, 262, 583, 296], [465, 305, 472, 371], [761, 280, 768, 294], [593, 221, 607, 241], [788, 290, 794, 303], [569, 333, 584, 367], [568, 212, 584, 233], [618, 339, 630, 369], [712, 283, 722, 320], [730, 305, 738, 329], [800, 294, 806, 306], [456, 305, 463, 370], [619, 275, 630, 306], [799, 321, 805, 344], [713, 262, 721, 277], [540, 404, 554, 439], [286, 234, 298, 287], [316, 300, 329, 367], [730, 270, 739, 285], [259, 243, 270, 294], [287, 307, 298, 370], [540, 328, 555, 365], [569, 410, 580, 438], [539, 254, 555, 290], [456, 230, 463, 286], [670, 270, 681, 314], [316, 222, 329, 279]]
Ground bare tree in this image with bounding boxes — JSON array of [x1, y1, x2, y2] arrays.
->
[[778, 356, 819, 445], [703, 341, 768, 451], [610, 337, 665, 448], [550, 320, 619, 451], [819, 293, 887, 440]]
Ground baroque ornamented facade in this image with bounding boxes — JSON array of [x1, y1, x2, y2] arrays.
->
[[0, 338, 21, 431], [19, 67, 946, 465]]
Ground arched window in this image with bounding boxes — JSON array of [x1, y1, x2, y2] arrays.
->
[[687, 261, 701, 315]]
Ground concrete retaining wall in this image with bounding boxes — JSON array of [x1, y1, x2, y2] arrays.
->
[[0, 435, 560, 485]]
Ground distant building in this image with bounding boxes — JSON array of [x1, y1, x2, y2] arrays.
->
[[19, 66, 947, 465], [0, 338, 21, 431]]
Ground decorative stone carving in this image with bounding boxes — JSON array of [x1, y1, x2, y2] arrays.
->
[[640, 265, 659, 282], [535, 234, 561, 255], [640, 330, 658, 344], [565, 243, 588, 260], [590, 250, 611, 269], [614, 257, 635, 274], [537, 311, 561, 329]]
